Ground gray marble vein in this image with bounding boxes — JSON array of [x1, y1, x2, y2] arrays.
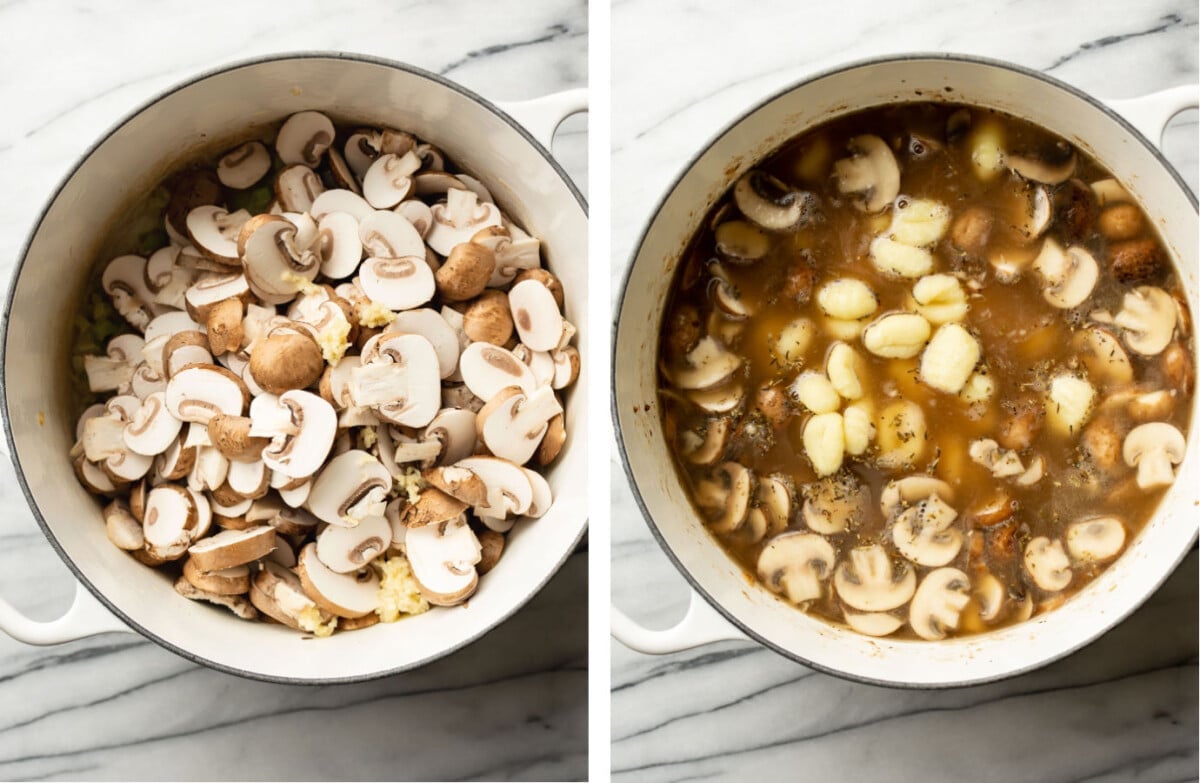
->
[[610, 1, 1198, 781], [0, 0, 587, 781]]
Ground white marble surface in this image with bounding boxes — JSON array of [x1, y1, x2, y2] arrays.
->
[[0, 1, 587, 781], [611, 1, 1198, 781]]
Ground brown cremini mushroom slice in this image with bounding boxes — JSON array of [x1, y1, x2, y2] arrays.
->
[[238, 214, 319, 305], [123, 391, 183, 456], [833, 135, 900, 213], [477, 385, 563, 466], [732, 170, 816, 231], [248, 390, 337, 479], [275, 110, 335, 167], [250, 560, 333, 632], [296, 543, 381, 618], [82, 412, 153, 483], [1113, 286, 1178, 356], [184, 273, 250, 324], [207, 414, 269, 461], [161, 331, 213, 379], [508, 278, 565, 352], [343, 130, 382, 179], [386, 309, 461, 379], [972, 572, 1006, 624], [909, 568, 971, 640], [187, 205, 250, 266], [173, 577, 259, 620], [165, 363, 249, 425], [458, 342, 538, 401], [359, 255, 436, 311], [104, 500, 144, 550], [1109, 237, 1164, 283], [1032, 238, 1098, 309], [307, 449, 392, 527], [187, 526, 276, 572], [1023, 536, 1072, 592], [1008, 142, 1076, 185], [404, 516, 482, 606], [435, 242, 496, 302], [315, 211, 364, 280], [84, 333, 144, 392], [216, 141, 271, 189], [362, 151, 421, 208], [404, 488, 470, 528], [182, 557, 251, 595], [102, 255, 160, 331], [756, 532, 835, 604], [1123, 422, 1185, 489], [476, 528, 505, 575], [439, 456, 533, 520], [206, 298, 245, 355], [472, 224, 541, 288], [315, 514, 391, 573], [425, 189, 502, 256], [142, 484, 198, 561], [834, 544, 916, 612]]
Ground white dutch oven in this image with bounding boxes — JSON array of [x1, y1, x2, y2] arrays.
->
[[0, 54, 588, 683], [612, 55, 1198, 687]]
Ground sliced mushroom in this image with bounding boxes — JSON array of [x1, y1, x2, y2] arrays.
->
[[732, 170, 815, 231], [360, 255, 436, 311], [102, 254, 159, 331], [909, 568, 971, 640], [425, 188, 502, 257], [1113, 286, 1177, 357], [142, 484, 198, 561], [973, 572, 1006, 623], [351, 334, 442, 427], [508, 278, 565, 352], [459, 342, 538, 401], [1032, 239, 1098, 309], [296, 543, 380, 619], [447, 456, 533, 520], [435, 242, 496, 302], [833, 135, 900, 213], [187, 205, 249, 266], [477, 385, 563, 466], [275, 110, 335, 167], [248, 390, 337, 479], [834, 545, 916, 612], [843, 611, 904, 637], [680, 419, 730, 467], [695, 461, 753, 534], [362, 151, 421, 209], [307, 449, 393, 527], [248, 325, 325, 394], [387, 308, 461, 379], [316, 515, 391, 573], [187, 525, 276, 572], [405, 516, 481, 606], [1023, 536, 1072, 592], [756, 532, 835, 604], [216, 141, 271, 189], [238, 214, 319, 305], [968, 438, 1024, 478], [104, 500, 144, 550], [123, 392, 183, 456], [802, 473, 867, 535], [1123, 422, 1185, 489], [182, 557, 251, 595], [1066, 516, 1126, 563], [249, 560, 333, 632], [1073, 326, 1134, 387], [83, 333, 144, 392], [1008, 143, 1076, 185], [174, 577, 259, 620], [891, 495, 963, 567]]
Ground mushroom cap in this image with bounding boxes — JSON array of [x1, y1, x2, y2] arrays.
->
[[164, 364, 249, 425], [1114, 286, 1178, 356], [459, 342, 538, 401], [404, 516, 481, 606], [182, 557, 251, 595], [1023, 536, 1073, 592], [296, 543, 381, 618], [834, 545, 916, 612], [802, 473, 867, 535], [216, 141, 271, 190], [275, 110, 335, 167], [1066, 516, 1127, 563], [909, 568, 971, 640], [833, 134, 901, 213], [404, 488, 470, 527], [307, 449, 393, 527], [1122, 421, 1186, 489], [756, 532, 835, 605], [359, 255, 436, 311], [1032, 239, 1098, 309], [187, 525, 276, 572], [315, 515, 391, 573]]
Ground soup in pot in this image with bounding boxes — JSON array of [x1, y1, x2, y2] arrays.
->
[[657, 102, 1194, 640]]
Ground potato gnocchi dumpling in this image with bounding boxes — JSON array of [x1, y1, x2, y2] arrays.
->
[[658, 103, 1193, 641]]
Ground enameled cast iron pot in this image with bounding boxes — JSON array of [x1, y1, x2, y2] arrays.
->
[[0, 53, 588, 683], [612, 54, 1198, 687]]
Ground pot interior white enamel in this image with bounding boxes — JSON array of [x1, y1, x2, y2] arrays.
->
[[5, 55, 588, 682], [615, 56, 1198, 686]]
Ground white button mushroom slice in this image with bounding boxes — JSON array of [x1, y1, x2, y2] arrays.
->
[[142, 485, 197, 560], [281, 211, 319, 256], [789, 371, 840, 414], [414, 171, 466, 197], [188, 445, 229, 494], [104, 501, 144, 551], [834, 545, 916, 612], [174, 576, 259, 619], [1113, 286, 1178, 357], [880, 475, 955, 518], [757, 532, 835, 604], [362, 151, 421, 209], [862, 312, 931, 359], [393, 200, 434, 239], [1045, 374, 1095, 436], [1032, 239, 1098, 309], [844, 611, 904, 637], [318, 356, 359, 411], [216, 140, 270, 189], [308, 449, 393, 527], [508, 278, 565, 352], [1123, 422, 1185, 489], [803, 412, 845, 477], [472, 224, 541, 288], [455, 173, 494, 205], [143, 310, 205, 344], [130, 362, 166, 400], [161, 331, 213, 379], [358, 209, 426, 261], [294, 543, 381, 620], [327, 146, 359, 193], [140, 335, 170, 376], [968, 438, 1024, 478], [425, 188, 503, 256], [512, 344, 556, 388], [834, 135, 900, 213], [102, 255, 159, 331], [891, 495, 962, 568], [275, 110, 334, 167], [237, 215, 319, 305], [315, 515, 391, 573], [1066, 517, 1126, 563], [404, 517, 481, 607], [1008, 143, 1076, 185], [182, 557, 251, 596], [911, 274, 969, 325], [165, 364, 249, 425], [343, 130, 381, 180], [83, 333, 144, 392], [82, 414, 150, 481], [186, 205, 249, 266], [478, 385, 563, 466], [278, 479, 313, 508], [144, 246, 195, 309], [122, 392, 183, 456], [663, 336, 742, 392], [183, 273, 249, 324], [1073, 326, 1134, 387], [909, 568, 971, 640], [210, 493, 252, 519], [1023, 536, 1072, 592], [351, 334, 441, 427], [315, 211, 363, 280], [550, 346, 580, 390], [919, 323, 981, 395], [422, 408, 478, 467], [731, 170, 814, 231], [1016, 454, 1045, 487], [454, 456, 534, 518], [310, 188, 373, 222], [802, 473, 868, 535], [971, 572, 1006, 623], [248, 390, 337, 479], [154, 435, 196, 482], [359, 256, 436, 311], [1091, 178, 1132, 206], [459, 342, 539, 401]]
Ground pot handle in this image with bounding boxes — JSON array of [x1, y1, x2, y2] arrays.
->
[[611, 589, 748, 654], [496, 88, 588, 151], [0, 433, 132, 644], [1105, 84, 1199, 148]]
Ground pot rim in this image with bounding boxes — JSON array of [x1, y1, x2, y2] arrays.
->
[[612, 51, 1197, 689], [3, 50, 588, 685]]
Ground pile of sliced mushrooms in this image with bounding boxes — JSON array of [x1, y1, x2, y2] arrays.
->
[[660, 105, 1193, 641], [73, 111, 577, 636]]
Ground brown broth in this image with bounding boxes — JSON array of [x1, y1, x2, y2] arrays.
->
[[657, 102, 1194, 640]]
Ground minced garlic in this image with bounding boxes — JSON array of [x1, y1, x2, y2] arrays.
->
[[296, 604, 338, 638], [358, 300, 396, 328], [280, 270, 323, 297], [375, 555, 430, 622], [316, 317, 352, 364], [395, 467, 425, 504], [357, 426, 379, 450]]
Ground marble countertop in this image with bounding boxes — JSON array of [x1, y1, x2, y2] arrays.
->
[[610, 2, 1198, 782], [0, 1, 587, 781]]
